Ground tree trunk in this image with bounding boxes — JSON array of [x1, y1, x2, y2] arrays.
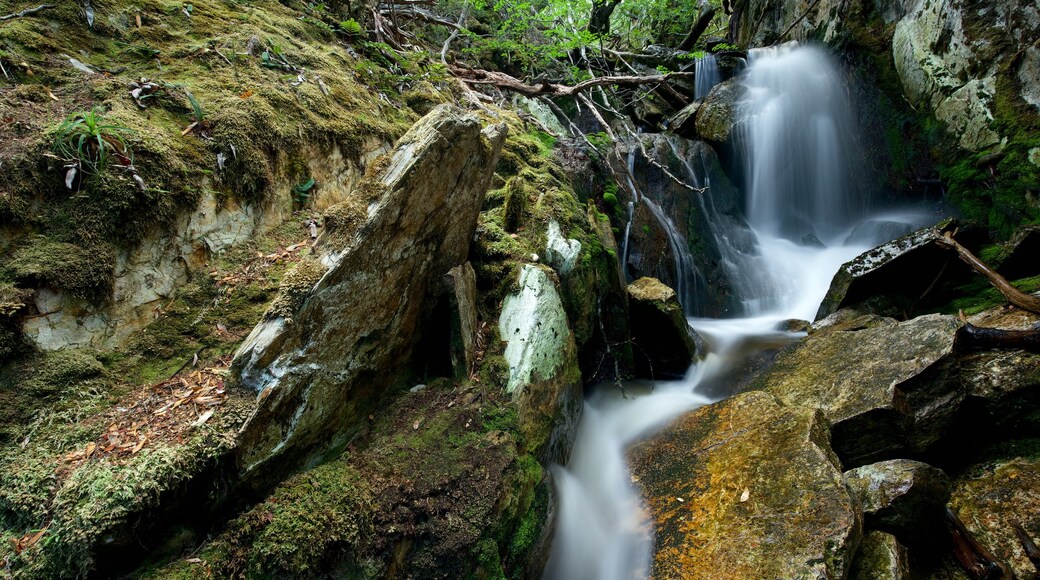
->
[[678, 5, 717, 51], [588, 0, 621, 36]]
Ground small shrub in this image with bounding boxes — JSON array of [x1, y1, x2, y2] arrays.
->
[[339, 18, 363, 36], [52, 110, 134, 177]]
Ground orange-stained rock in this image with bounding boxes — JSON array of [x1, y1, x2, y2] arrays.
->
[[629, 391, 861, 579]]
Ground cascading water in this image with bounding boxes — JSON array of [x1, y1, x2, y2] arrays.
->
[[694, 53, 721, 100], [545, 44, 932, 579]]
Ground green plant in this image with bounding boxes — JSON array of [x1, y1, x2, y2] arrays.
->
[[52, 110, 134, 179], [185, 90, 206, 123], [339, 18, 363, 36], [292, 178, 316, 206]]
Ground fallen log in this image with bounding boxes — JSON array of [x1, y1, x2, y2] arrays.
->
[[954, 322, 1040, 353], [935, 231, 1040, 315], [0, 3, 53, 21], [678, 5, 717, 51]]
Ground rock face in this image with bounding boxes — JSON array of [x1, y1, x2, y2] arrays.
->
[[949, 455, 1040, 580], [758, 313, 963, 466], [499, 265, 582, 463], [816, 225, 971, 320], [843, 460, 951, 544], [231, 105, 506, 486], [849, 531, 911, 580], [694, 79, 743, 144], [630, 391, 861, 579], [627, 277, 697, 378]]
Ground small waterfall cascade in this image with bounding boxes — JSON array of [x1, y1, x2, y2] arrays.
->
[[620, 136, 704, 314], [545, 45, 932, 580], [694, 53, 721, 100], [738, 44, 867, 243]]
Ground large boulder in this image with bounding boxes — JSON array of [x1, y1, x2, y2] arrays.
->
[[627, 277, 697, 379], [694, 79, 744, 144], [843, 459, 951, 544], [757, 312, 963, 466], [815, 225, 972, 320], [231, 105, 506, 487], [629, 391, 861, 579]]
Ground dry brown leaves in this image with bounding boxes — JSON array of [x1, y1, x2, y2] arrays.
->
[[59, 359, 232, 473], [9, 526, 47, 556]]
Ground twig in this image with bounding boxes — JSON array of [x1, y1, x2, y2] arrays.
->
[[772, 0, 821, 45], [440, 7, 466, 65], [0, 3, 53, 21], [935, 230, 1040, 314], [451, 65, 694, 98]]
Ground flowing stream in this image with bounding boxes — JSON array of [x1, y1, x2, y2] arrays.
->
[[544, 44, 932, 579]]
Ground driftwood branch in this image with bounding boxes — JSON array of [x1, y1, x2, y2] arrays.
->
[[935, 231, 1040, 315], [0, 3, 53, 21], [1013, 522, 1040, 572], [450, 65, 694, 98]]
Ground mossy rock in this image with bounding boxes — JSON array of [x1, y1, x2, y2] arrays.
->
[[5, 236, 115, 301], [629, 391, 861, 579]]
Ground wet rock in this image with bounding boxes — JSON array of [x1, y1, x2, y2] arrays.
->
[[231, 105, 506, 487], [800, 232, 826, 248], [844, 459, 951, 544], [757, 313, 963, 466], [666, 101, 700, 138], [816, 225, 972, 321], [694, 79, 743, 144], [627, 277, 697, 378], [949, 455, 1040, 580], [775, 318, 810, 333], [630, 391, 861, 579], [849, 531, 911, 580], [499, 265, 582, 463]]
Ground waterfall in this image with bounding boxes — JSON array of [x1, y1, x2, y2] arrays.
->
[[738, 44, 867, 243], [694, 53, 721, 100], [545, 44, 932, 579]]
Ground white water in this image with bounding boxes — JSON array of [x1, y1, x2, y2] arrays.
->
[[694, 53, 721, 100], [544, 45, 931, 579]]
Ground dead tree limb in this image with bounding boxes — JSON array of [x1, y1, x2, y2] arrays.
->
[[773, 0, 821, 45], [1013, 522, 1040, 572], [935, 231, 1040, 315], [948, 508, 1012, 580], [678, 5, 717, 51], [0, 3, 53, 21], [955, 323, 1040, 353], [450, 66, 694, 98]]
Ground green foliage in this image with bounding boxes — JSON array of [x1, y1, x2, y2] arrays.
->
[[293, 177, 316, 206], [184, 90, 206, 123], [52, 110, 134, 175], [586, 131, 612, 150], [339, 18, 363, 36]]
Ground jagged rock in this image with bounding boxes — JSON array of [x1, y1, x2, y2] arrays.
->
[[844, 460, 951, 544], [630, 391, 861, 579], [816, 224, 972, 320], [499, 264, 582, 463], [627, 277, 697, 378], [446, 262, 478, 377], [950, 455, 1040, 580], [231, 105, 506, 487], [694, 79, 743, 143], [849, 531, 911, 580], [544, 219, 581, 276], [757, 312, 963, 466], [775, 318, 810, 333], [667, 101, 700, 138]]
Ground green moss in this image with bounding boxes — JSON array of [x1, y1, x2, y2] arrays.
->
[[214, 460, 375, 578], [935, 274, 1040, 315], [266, 258, 327, 321], [5, 236, 115, 301]]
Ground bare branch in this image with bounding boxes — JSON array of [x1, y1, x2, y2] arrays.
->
[[0, 3, 54, 21], [935, 230, 1040, 315], [451, 65, 694, 97]]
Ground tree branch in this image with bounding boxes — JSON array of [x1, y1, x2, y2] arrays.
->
[[935, 230, 1040, 315], [678, 5, 717, 51], [450, 65, 694, 97], [0, 3, 53, 21]]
